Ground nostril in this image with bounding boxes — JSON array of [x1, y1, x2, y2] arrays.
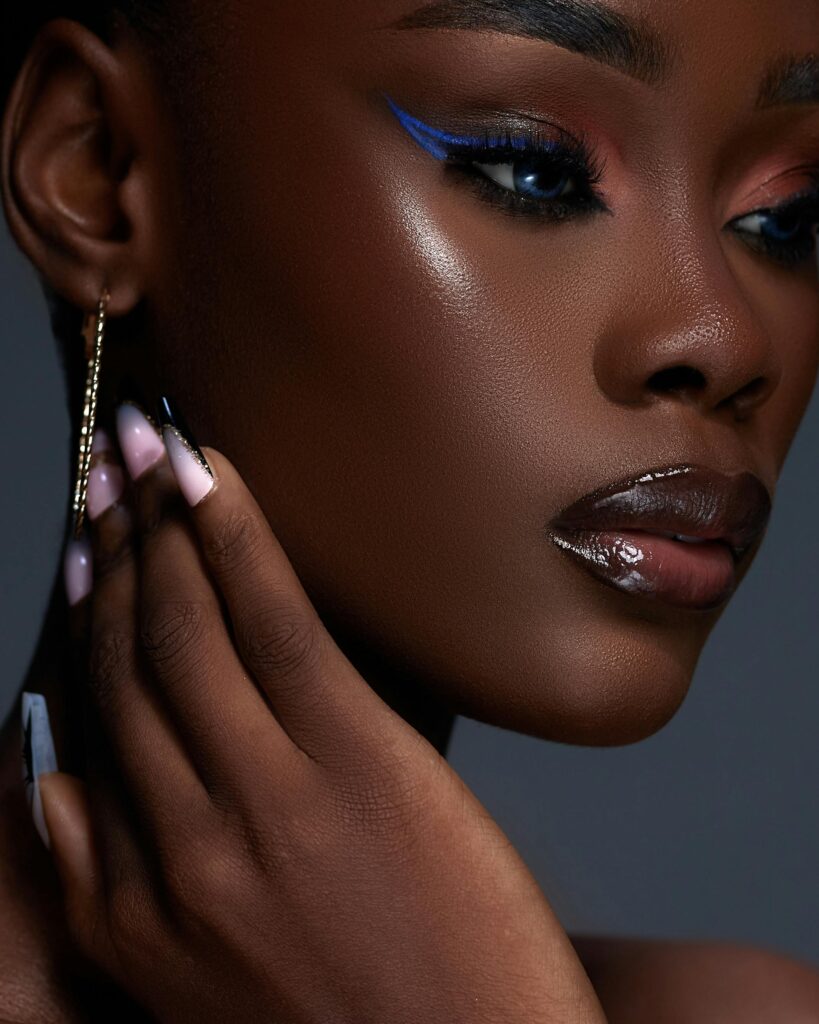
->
[[718, 376, 771, 416], [647, 364, 707, 396]]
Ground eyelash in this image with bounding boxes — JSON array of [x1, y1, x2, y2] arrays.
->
[[386, 98, 819, 270], [441, 128, 610, 223]]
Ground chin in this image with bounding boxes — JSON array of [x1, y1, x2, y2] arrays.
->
[[450, 598, 714, 748]]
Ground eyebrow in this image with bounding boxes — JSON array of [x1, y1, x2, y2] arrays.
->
[[757, 55, 819, 108], [388, 0, 673, 86]]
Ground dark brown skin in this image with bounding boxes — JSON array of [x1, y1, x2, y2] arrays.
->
[[0, 0, 818, 1019]]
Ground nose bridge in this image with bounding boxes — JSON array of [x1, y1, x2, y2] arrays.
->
[[593, 224, 782, 418]]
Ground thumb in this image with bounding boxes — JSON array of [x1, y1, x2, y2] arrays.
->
[[38, 773, 104, 945]]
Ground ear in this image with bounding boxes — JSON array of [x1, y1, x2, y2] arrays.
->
[[0, 18, 156, 316]]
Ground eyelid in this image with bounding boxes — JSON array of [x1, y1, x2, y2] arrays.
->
[[384, 93, 577, 159], [733, 164, 819, 211], [385, 94, 488, 159]]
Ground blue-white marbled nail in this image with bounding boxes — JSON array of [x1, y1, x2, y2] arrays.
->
[[21, 693, 58, 849]]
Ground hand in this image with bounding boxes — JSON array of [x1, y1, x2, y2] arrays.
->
[[39, 400, 605, 1024]]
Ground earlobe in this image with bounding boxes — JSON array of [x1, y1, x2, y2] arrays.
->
[[0, 18, 150, 315]]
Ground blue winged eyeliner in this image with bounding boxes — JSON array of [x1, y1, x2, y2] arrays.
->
[[383, 93, 545, 159]]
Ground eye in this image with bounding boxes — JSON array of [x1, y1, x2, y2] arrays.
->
[[473, 156, 578, 202], [729, 190, 819, 268], [449, 139, 608, 222], [383, 95, 608, 222]]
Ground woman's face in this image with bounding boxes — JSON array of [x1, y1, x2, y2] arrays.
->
[[144, 0, 819, 744]]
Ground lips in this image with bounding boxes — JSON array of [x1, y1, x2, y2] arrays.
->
[[548, 464, 772, 610]]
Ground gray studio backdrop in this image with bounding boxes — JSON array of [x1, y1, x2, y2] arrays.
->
[[2, 220, 817, 967]]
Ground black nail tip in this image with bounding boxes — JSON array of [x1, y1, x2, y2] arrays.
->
[[156, 395, 177, 429], [156, 396, 211, 473]]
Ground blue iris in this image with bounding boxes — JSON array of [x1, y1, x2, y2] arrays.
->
[[512, 158, 572, 200], [758, 208, 802, 242]]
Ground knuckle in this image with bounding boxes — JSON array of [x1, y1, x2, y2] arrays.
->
[[140, 600, 207, 673], [162, 830, 244, 925], [330, 748, 432, 847], [88, 629, 132, 708], [203, 509, 267, 577], [228, 805, 297, 878], [239, 603, 323, 682], [93, 533, 135, 580]]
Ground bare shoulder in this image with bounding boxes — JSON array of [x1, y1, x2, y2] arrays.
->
[[570, 933, 819, 1024]]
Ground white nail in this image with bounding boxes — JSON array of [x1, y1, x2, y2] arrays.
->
[[21, 693, 59, 849]]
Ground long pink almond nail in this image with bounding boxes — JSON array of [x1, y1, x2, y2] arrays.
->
[[162, 430, 214, 507], [87, 462, 126, 521], [158, 396, 214, 507], [63, 535, 93, 606], [116, 402, 165, 480]]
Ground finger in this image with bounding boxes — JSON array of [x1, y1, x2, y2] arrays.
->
[[37, 772, 105, 951], [84, 420, 206, 853], [65, 427, 117, 618], [158, 397, 394, 759], [38, 772, 157, 990], [122, 402, 296, 792], [64, 528, 92, 682], [63, 533, 93, 778], [63, 429, 116, 773], [81, 435, 176, 898]]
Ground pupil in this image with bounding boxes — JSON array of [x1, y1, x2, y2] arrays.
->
[[513, 158, 571, 199], [763, 210, 802, 242]]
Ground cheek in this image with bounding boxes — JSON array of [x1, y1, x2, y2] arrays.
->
[[199, 152, 712, 743], [767, 311, 819, 477], [737, 270, 819, 483], [160, 76, 780, 745]]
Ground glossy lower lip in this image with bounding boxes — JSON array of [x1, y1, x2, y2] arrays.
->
[[546, 463, 772, 611], [548, 527, 737, 610]]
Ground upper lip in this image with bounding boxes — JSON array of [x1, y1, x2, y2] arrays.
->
[[549, 463, 772, 563]]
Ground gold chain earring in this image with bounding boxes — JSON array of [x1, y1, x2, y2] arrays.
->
[[71, 289, 110, 540]]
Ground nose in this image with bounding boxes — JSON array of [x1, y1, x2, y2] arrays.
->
[[593, 265, 782, 422]]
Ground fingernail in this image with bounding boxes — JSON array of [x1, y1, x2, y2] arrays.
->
[[86, 460, 126, 521], [157, 396, 214, 507], [91, 428, 114, 456], [21, 693, 58, 850], [116, 401, 165, 481], [64, 533, 93, 606]]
